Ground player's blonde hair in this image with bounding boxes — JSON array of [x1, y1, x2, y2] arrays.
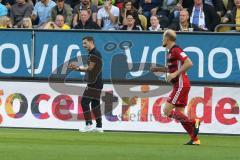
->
[[163, 29, 177, 42]]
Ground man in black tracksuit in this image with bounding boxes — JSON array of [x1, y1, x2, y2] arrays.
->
[[69, 36, 103, 132]]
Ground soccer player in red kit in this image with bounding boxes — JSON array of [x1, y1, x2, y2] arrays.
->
[[151, 29, 201, 145]]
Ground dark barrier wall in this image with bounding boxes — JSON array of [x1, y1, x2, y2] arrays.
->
[[0, 29, 240, 84]]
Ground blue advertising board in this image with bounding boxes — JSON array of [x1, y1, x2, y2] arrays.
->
[[34, 31, 166, 81], [0, 29, 240, 84], [0, 30, 32, 77], [177, 34, 240, 84]]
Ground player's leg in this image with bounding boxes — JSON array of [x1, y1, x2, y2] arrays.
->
[[81, 88, 93, 127], [91, 98, 103, 132], [175, 107, 200, 144], [165, 87, 191, 121], [164, 103, 194, 127], [91, 89, 102, 128], [175, 107, 194, 136], [163, 102, 175, 117], [176, 87, 201, 145], [88, 87, 103, 132], [166, 87, 200, 144], [164, 104, 200, 145]]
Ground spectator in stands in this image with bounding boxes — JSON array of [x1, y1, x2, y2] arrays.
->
[[221, 0, 236, 23], [180, 0, 225, 15], [180, 0, 194, 9], [44, 14, 70, 29], [139, 0, 161, 21], [51, 0, 72, 26], [32, 0, 56, 26], [1, 0, 15, 12], [189, 0, 220, 31], [93, 0, 115, 9], [203, 0, 225, 18], [120, 13, 142, 30], [204, 0, 214, 5], [180, 0, 226, 20], [169, 9, 202, 31], [222, 0, 240, 30], [19, 16, 32, 28], [234, 0, 240, 30], [148, 15, 162, 31], [115, 0, 124, 10], [5, 16, 13, 27], [65, 0, 80, 9], [157, 0, 183, 27], [0, 15, 8, 28], [72, 0, 98, 27], [221, 0, 235, 22], [97, 0, 119, 30], [0, 0, 8, 16], [10, 0, 33, 27], [74, 9, 100, 29], [132, 0, 140, 9], [120, 0, 140, 26]]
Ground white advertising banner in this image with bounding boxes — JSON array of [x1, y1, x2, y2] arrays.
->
[[0, 81, 239, 134]]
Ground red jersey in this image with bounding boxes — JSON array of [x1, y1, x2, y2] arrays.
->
[[167, 45, 190, 87]]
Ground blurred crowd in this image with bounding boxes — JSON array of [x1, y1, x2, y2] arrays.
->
[[0, 0, 240, 32]]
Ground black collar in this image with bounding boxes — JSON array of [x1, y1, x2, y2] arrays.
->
[[169, 44, 177, 53], [89, 47, 96, 54]]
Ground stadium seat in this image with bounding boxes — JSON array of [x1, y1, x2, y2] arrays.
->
[[217, 26, 232, 32]]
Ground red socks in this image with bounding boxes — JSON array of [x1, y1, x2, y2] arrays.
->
[[169, 110, 198, 141]]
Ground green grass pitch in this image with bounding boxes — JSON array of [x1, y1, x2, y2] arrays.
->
[[0, 128, 239, 160]]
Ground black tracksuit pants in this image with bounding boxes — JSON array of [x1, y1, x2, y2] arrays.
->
[[81, 87, 102, 128]]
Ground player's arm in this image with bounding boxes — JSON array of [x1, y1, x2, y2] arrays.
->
[[68, 62, 96, 72], [177, 58, 193, 75], [166, 57, 193, 82], [150, 66, 168, 73], [176, 57, 193, 75]]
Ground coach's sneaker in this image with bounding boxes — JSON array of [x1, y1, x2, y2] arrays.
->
[[184, 139, 201, 145], [79, 124, 95, 132], [194, 119, 201, 137], [94, 127, 104, 133]]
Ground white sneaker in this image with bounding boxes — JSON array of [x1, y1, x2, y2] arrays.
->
[[94, 127, 104, 133], [79, 124, 95, 132]]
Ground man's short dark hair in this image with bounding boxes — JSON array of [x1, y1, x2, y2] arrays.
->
[[82, 36, 94, 43]]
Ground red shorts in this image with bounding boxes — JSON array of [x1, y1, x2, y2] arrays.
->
[[167, 87, 190, 107]]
